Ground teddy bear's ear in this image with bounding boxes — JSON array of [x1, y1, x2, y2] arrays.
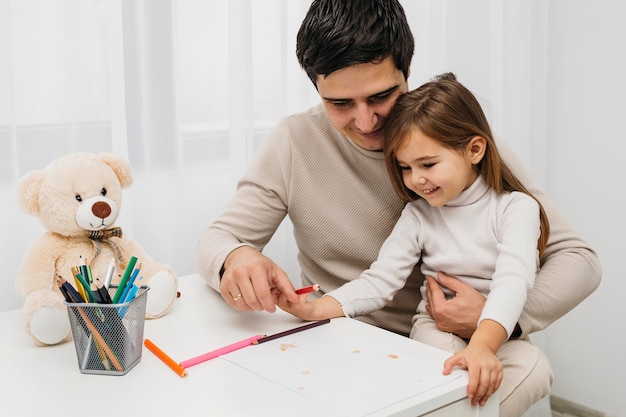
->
[[16, 170, 45, 216], [98, 153, 134, 189]]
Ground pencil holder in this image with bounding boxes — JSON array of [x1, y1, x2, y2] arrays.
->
[[65, 286, 150, 375]]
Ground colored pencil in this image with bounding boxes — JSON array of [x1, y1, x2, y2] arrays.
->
[[103, 258, 115, 289], [85, 264, 94, 285], [57, 276, 85, 303], [295, 284, 320, 295], [78, 255, 94, 284], [71, 266, 89, 302], [57, 275, 122, 372], [144, 339, 188, 378], [65, 289, 122, 371], [253, 319, 331, 344], [75, 272, 98, 303], [179, 335, 265, 368], [95, 281, 113, 304], [118, 262, 141, 303], [122, 275, 145, 303], [94, 338, 112, 371], [112, 256, 137, 303], [56, 275, 118, 371]]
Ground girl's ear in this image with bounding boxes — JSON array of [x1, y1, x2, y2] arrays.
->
[[467, 136, 487, 164]]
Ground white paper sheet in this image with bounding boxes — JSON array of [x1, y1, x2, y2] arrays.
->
[[224, 318, 462, 417]]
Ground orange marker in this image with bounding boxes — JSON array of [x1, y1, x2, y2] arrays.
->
[[295, 284, 320, 295], [144, 339, 188, 378]]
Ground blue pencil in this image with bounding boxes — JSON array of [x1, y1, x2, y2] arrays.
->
[[126, 275, 146, 303]]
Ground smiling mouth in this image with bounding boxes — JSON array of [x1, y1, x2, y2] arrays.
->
[[89, 220, 108, 229], [358, 128, 382, 139], [422, 187, 439, 195]]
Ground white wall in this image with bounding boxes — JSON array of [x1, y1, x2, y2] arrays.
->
[[543, 1, 625, 415]]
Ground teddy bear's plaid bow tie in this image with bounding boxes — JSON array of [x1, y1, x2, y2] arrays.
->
[[88, 227, 122, 241], [88, 227, 123, 264]]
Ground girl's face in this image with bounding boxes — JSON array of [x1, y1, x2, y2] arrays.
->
[[395, 129, 484, 207]]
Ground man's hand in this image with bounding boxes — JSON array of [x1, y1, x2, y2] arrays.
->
[[219, 246, 299, 312], [425, 272, 486, 339]]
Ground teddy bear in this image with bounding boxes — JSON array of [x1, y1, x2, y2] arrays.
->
[[15, 152, 178, 346]]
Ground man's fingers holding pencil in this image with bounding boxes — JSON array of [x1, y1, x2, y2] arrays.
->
[[295, 284, 320, 295]]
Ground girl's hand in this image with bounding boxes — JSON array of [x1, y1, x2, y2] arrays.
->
[[274, 291, 343, 321], [443, 344, 503, 406], [274, 290, 316, 320]]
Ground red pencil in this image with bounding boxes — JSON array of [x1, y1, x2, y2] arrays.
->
[[295, 284, 320, 295]]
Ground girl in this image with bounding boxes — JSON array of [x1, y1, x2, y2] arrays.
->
[[275, 72, 550, 407]]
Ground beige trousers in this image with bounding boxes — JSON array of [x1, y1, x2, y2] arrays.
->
[[410, 312, 553, 417]]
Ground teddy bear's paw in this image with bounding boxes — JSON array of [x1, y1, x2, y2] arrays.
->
[[29, 307, 71, 346], [144, 270, 177, 319]]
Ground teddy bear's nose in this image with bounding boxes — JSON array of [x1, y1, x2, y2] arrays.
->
[[91, 201, 112, 219]]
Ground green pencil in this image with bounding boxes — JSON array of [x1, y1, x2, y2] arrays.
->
[[74, 272, 97, 303], [112, 256, 137, 303]]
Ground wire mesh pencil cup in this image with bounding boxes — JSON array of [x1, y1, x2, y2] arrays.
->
[[65, 286, 149, 375]]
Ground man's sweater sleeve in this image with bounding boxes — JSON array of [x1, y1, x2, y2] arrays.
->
[[195, 121, 292, 292], [497, 138, 602, 338]]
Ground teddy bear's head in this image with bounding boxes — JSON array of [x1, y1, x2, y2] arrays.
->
[[17, 152, 134, 237]]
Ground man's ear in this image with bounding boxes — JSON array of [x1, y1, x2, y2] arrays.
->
[[467, 136, 487, 164]]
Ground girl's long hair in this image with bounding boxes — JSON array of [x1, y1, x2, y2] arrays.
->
[[384, 73, 550, 256]]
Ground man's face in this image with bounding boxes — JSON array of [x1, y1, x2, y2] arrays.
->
[[316, 56, 408, 151]]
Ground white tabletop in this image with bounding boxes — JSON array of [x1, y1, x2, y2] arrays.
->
[[1, 274, 497, 417]]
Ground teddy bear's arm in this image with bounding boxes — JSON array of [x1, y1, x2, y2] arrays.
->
[[113, 234, 178, 319], [15, 233, 68, 297]]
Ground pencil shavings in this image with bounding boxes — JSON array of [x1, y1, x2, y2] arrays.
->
[[280, 343, 298, 351]]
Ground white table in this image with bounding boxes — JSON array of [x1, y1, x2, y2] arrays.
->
[[0, 274, 498, 416]]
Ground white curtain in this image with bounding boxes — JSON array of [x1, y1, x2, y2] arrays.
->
[[0, 0, 547, 311]]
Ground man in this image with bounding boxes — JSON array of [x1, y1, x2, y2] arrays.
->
[[196, 1, 601, 415]]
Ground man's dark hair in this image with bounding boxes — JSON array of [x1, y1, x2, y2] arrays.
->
[[296, 0, 414, 86]]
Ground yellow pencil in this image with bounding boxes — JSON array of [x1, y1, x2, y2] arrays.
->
[[71, 266, 88, 302]]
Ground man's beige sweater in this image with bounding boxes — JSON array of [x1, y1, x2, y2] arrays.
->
[[197, 104, 601, 337]]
